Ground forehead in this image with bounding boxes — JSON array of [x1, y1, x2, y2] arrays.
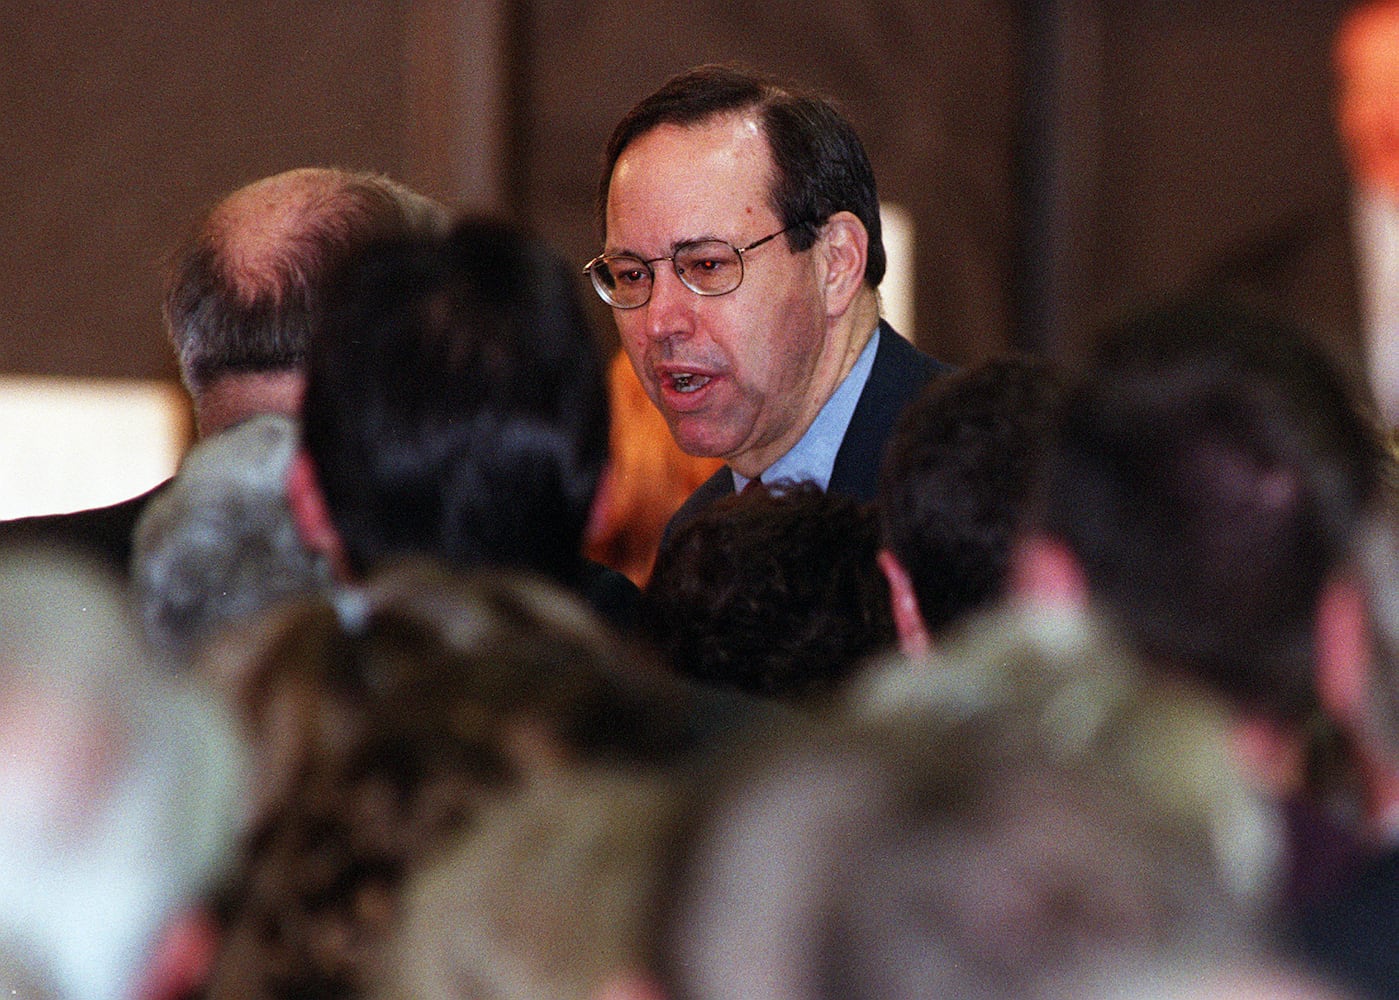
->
[[605, 114, 778, 246]]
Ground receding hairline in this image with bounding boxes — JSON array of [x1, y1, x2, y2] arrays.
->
[[199, 167, 436, 306]]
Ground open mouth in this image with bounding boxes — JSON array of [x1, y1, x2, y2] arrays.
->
[[669, 372, 712, 394]]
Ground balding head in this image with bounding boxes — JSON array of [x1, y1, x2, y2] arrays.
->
[[164, 168, 449, 435]]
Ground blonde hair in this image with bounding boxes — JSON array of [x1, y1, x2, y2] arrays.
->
[[380, 769, 683, 1000]]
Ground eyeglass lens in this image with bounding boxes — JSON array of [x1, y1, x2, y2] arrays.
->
[[590, 240, 744, 308]]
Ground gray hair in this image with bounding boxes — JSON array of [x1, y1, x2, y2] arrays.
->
[[132, 413, 331, 664], [0, 547, 246, 1000]]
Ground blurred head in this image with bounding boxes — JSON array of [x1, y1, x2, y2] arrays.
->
[[0, 547, 245, 1000], [298, 217, 609, 584], [204, 561, 751, 1000], [878, 355, 1064, 642], [642, 482, 894, 703], [380, 769, 685, 1000], [1036, 300, 1384, 726], [653, 602, 1281, 1000], [132, 413, 330, 665], [164, 168, 449, 435], [1336, 1, 1399, 196]]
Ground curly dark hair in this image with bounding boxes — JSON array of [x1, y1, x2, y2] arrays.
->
[[641, 482, 894, 703]]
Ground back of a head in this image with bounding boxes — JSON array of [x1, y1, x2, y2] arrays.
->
[[164, 168, 451, 401], [131, 412, 331, 665], [654, 604, 1282, 1000], [0, 547, 245, 1000], [878, 355, 1064, 636], [642, 482, 894, 702], [1040, 299, 1385, 722], [600, 64, 886, 288], [380, 768, 685, 1000], [301, 217, 609, 583]]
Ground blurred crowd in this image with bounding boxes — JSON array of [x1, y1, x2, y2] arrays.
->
[[9, 18, 1399, 1000]]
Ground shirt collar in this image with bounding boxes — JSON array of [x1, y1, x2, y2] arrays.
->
[[732, 324, 881, 493]]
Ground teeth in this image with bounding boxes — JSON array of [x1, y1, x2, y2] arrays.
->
[[672, 373, 709, 394]]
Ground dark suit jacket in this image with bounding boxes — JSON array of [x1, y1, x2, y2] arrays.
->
[[0, 482, 167, 576], [665, 321, 947, 537]]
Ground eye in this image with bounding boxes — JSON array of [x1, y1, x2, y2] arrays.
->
[[677, 244, 737, 275], [607, 259, 650, 285]]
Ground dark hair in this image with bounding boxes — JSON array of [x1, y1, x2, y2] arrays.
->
[[1041, 299, 1386, 722], [878, 356, 1064, 636], [300, 217, 609, 584], [598, 64, 885, 288], [164, 170, 449, 399], [641, 482, 894, 702]]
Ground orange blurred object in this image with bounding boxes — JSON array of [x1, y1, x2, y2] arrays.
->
[[586, 351, 724, 586]]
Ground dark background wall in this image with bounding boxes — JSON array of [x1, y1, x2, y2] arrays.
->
[[0, 2, 1359, 386], [2, 3, 418, 383]]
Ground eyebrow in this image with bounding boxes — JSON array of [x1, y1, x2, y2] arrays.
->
[[605, 233, 732, 258]]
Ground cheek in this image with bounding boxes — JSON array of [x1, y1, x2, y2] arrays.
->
[[614, 319, 651, 370]]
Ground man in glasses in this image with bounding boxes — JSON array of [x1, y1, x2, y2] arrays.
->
[[590, 65, 946, 533]]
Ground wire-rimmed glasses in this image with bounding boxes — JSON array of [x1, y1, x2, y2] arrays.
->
[[583, 222, 805, 309]]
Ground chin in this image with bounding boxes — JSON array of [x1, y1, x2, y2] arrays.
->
[[668, 424, 731, 460]]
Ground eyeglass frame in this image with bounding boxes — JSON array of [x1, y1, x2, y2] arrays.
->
[[582, 221, 811, 309]]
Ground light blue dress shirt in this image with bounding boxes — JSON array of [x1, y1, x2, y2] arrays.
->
[[731, 325, 881, 493]]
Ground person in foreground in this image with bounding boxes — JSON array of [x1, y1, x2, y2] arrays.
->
[[286, 216, 638, 625], [1012, 298, 1386, 909], [619, 603, 1326, 1000], [876, 354, 1064, 656], [0, 546, 245, 1000], [588, 64, 945, 536], [1290, 506, 1399, 1000]]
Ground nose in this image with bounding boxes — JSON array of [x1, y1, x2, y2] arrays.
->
[[641, 263, 696, 342]]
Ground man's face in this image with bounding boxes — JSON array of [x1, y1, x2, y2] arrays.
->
[[1338, 6, 1399, 196], [603, 115, 831, 477]]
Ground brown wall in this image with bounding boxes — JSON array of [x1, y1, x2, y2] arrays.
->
[[517, 0, 1023, 367], [1, 2, 413, 382], [0, 2, 1363, 383]]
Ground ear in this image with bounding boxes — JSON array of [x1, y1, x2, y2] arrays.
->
[[877, 549, 932, 658], [818, 210, 869, 318], [1007, 532, 1090, 609], [131, 905, 221, 1000], [285, 450, 353, 582], [1315, 570, 1373, 731]]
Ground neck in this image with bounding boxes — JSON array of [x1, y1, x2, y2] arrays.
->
[[844, 287, 882, 345], [728, 293, 882, 480], [194, 371, 304, 438]]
